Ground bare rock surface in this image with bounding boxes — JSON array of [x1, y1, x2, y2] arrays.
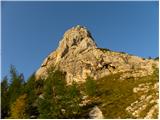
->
[[35, 25, 159, 119], [89, 106, 104, 119], [126, 82, 158, 118], [35, 25, 158, 84]]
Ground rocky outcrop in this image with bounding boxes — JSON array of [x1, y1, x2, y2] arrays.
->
[[126, 82, 158, 118], [35, 25, 159, 119], [35, 25, 158, 85], [89, 106, 104, 119]]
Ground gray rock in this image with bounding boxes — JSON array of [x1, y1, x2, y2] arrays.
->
[[35, 25, 159, 84], [126, 82, 159, 118], [35, 25, 159, 119], [89, 106, 104, 119]]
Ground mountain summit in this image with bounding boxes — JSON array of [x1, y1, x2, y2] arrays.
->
[[34, 25, 159, 118], [35, 25, 158, 84]]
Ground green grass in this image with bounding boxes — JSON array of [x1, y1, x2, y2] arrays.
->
[[35, 68, 158, 119], [84, 70, 159, 119]]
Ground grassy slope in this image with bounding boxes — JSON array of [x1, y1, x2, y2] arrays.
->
[[34, 65, 158, 118], [88, 70, 158, 118]]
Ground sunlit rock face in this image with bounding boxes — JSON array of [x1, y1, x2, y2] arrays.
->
[[35, 25, 159, 119], [89, 106, 104, 119], [35, 25, 158, 84]]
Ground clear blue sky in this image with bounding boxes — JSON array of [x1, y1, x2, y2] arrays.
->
[[1, 1, 159, 80]]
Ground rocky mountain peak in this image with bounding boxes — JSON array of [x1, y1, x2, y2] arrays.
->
[[63, 25, 92, 42], [35, 26, 159, 119], [35, 25, 158, 84], [56, 25, 97, 62]]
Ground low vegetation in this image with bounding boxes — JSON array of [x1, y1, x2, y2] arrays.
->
[[98, 48, 111, 52], [1, 66, 83, 119], [1, 65, 159, 118], [93, 68, 158, 118]]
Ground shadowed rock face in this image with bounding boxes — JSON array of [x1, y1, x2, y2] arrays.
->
[[35, 25, 158, 84]]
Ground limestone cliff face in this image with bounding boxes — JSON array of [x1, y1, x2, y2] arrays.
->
[[35, 25, 158, 84], [35, 25, 159, 119]]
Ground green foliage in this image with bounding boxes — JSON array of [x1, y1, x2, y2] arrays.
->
[[2, 66, 84, 119], [148, 56, 152, 59], [37, 70, 64, 118], [35, 78, 44, 95], [94, 71, 158, 118], [119, 51, 126, 54], [2, 64, 158, 119], [1, 66, 83, 119], [1, 65, 35, 118], [38, 69, 82, 118], [1, 77, 10, 118], [153, 67, 159, 81], [154, 57, 159, 60], [8, 65, 25, 105], [63, 82, 82, 118], [98, 48, 111, 52], [1, 65, 26, 118], [1, 76, 8, 92], [10, 94, 28, 119], [24, 74, 39, 118], [85, 77, 97, 96]]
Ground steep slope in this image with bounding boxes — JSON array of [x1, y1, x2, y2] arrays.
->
[[94, 71, 158, 118], [36, 25, 158, 84], [35, 25, 159, 118]]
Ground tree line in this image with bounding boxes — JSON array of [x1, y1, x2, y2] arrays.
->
[[1, 65, 97, 119]]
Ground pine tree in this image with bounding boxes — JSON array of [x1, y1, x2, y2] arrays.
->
[[38, 69, 82, 118], [8, 65, 25, 105], [1, 76, 9, 118], [10, 94, 28, 119], [24, 74, 39, 118], [38, 70, 66, 118], [63, 82, 82, 118]]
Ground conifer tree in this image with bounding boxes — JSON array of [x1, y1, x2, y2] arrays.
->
[[8, 65, 25, 105], [1, 76, 9, 118], [38, 70, 66, 118], [10, 94, 28, 119], [64, 82, 82, 118], [38, 69, 82, 118], [24, 74, 39, 118]]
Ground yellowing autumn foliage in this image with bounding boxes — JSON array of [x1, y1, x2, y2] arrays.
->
[[10, 94, 28, 118]]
